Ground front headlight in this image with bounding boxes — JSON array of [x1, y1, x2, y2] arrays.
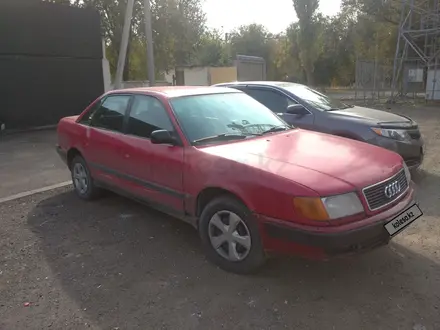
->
[[403, 162, 411, 183], [294, 192, 364, 221], [371, 128, 410, 141]]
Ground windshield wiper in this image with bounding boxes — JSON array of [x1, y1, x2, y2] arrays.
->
[[261, 125, 290, 135], [193, 133, 254, 144]]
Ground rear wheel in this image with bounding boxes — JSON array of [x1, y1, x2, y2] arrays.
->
[[199, 196, 266, 274], [71, 155, 101, 200]]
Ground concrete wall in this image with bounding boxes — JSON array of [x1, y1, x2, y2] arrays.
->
[[164, 71, 175, 85], [163, 66, 238, 86], [183, 67, 210, 86], [209, 67, 237, 85], [109, 81, 171, 90], [426, 69, 440, 100]]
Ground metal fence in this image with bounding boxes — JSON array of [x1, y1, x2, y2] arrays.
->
[[355, 59, 393, 101], [0, 1, 104, 129], [353, 58, 438, 104]]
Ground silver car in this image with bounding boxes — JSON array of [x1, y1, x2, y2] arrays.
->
[[215, 81, 424, 171]]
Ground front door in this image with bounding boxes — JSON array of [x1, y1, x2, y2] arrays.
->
[[121, 95, 185, 212], [244, 87, 315, 129]]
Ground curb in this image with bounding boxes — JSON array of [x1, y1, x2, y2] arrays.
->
[[1, 125, 57, 136], [0, 181, 72, 204]]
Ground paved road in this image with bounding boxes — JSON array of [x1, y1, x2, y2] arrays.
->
[[0, 130, 70, 199]]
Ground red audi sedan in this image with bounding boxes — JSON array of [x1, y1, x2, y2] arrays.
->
[[56, 86, 422, 274]]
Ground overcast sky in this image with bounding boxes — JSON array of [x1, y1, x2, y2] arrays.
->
[[204, 0, 342, 33]]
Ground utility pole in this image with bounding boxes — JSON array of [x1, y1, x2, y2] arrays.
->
[[114, 0, 135, 90], [144, 0, 155, 86]]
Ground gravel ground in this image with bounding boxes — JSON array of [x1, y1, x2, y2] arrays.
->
[[1, 105, 440, 330]]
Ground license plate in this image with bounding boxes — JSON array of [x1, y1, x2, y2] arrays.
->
[[384, 204, 423, 236]]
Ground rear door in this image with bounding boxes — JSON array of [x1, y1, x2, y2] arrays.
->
[[243, 87, 315, 129], [121, 94, 185, 212], [80, 94, 132, 187]]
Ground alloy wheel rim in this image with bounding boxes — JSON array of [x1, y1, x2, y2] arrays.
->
[[208, 210, 252, 262], [73, 163, 88, 195]]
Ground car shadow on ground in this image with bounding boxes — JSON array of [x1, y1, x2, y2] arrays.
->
[[27, 190, 440, 329]]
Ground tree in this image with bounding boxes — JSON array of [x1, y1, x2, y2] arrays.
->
[[196, 30, 230, 66], [292, 0, 322, 85], [228, 24, 288, 80], [312, 11, 357, 86], [342, 0, 401, 25], [229, 24, 271, 59], [42, 0, 406, 87], [271, 24, 304, 82], [170, 0, 206, 65]]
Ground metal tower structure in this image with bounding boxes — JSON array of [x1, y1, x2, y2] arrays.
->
[[391, 0, 440, 100]]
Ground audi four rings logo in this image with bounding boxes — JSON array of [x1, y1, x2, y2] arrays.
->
[[384, 181, 402, 198]]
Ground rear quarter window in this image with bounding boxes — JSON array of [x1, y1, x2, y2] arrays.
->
[[78, 99, 102, 125], [90, 95, 131, 132]]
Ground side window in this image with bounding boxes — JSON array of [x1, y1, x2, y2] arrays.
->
[[245, 89, 296, 113], [229, 86, 247, 92], [91, 95, 131, 132], [126, 95, 174, 139]]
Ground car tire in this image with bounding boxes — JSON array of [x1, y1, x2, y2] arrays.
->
[[199, 196, 266, 274], [70, 155, 101, 200]]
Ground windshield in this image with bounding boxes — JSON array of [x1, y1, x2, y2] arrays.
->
[[282, 84, 350, 111], [170, 92, 290, 145]]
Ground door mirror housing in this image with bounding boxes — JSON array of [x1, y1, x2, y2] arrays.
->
[[150, 130, 177, 145], [286, 104, 309, 116]]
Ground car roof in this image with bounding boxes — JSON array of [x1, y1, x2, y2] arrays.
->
[[215, 81, 305, 89], [108, 86, 240, 98]]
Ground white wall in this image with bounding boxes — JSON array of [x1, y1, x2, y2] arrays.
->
[[164, 70, 175, 85], [184, 67, 209, 86], [426, 69, 440, 100], [102, 39, 111, 92]]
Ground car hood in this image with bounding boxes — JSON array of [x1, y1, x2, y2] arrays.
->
[[202, 129, 403, 196], [330, 106, 415, 127]]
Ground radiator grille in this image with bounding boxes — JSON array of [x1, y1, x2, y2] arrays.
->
[[362, 169, 408, 211]]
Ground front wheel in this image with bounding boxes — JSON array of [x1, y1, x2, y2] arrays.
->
[[199, 196, 266, 274], [70, 155, 101, 200]]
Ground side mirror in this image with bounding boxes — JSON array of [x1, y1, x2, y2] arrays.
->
[[151, 130, 177, 145], [286, 104, 309, 116]]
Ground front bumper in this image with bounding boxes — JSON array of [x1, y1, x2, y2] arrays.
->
[[372, 136, 424, 170], [258, 187, 415, 258]]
